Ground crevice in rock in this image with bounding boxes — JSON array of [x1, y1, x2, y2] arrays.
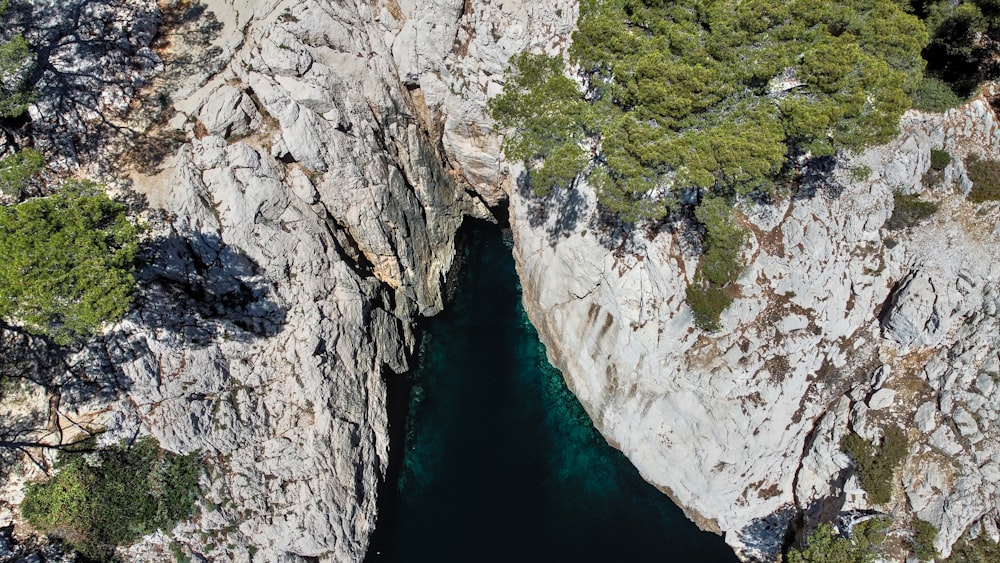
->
[[877, 270, 914, 328], [319, 211, 376, 280]]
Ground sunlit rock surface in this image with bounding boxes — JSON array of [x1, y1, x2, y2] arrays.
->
[[3, 0, 1000, 560], [510, 95, 1000, 560]]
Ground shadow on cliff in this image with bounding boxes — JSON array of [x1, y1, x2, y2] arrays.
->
[[131, 229, 288, 347], [516, 155, 849, 260], [3, 0, 224, 172], [516, 170, 704, 256], [516, 170, 649, 253], [516, 170, 590, 247], [0, 324, 113, 481], [791, 156, 844, 202]]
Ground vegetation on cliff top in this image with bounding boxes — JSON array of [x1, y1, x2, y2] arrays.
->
[[22, 437, 204, 560], [0, 181, 138, 344], [491, 0, 927, 222], [490, 0, 929, 329], [912, 0, 1000, 100]]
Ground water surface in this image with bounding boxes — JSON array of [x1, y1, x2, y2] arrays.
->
[[367, 223, 739, 563]]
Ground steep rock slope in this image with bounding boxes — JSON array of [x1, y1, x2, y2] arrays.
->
[[90, 0, 481, 559], [1, 0, 571, 560], [511, 93, 1000, 560]]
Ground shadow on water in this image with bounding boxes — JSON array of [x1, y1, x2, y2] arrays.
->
[[366, 219, 739, 563]]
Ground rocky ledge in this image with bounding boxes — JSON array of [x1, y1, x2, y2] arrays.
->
[[0, 0, 571, 560], [511, 91, 1000, 559], [4, 0, 1000, 561]]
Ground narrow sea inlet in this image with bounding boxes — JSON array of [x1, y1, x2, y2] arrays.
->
[[367, 222, 739, 562]]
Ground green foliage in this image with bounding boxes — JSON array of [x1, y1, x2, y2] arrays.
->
[[0, 147, 43, 196], [930, 149, 952, 170], [695, 197, 747, 287], [491, 0, 927, 221], [685, 283, 732, 332], [911, 76, 964, 112], [22, 437, 204, 560], [0, 33, 35, 118], [841, 425, 909, 505], [0, 181, 138, 344], [787, 520, 890, 563], [944, 531, 1000, 562], [849, 165, 873, 182], [917, 0, 1000, 97], [487, 53, 595, 197], [912, 519, 939, 561], [886, 192, 938, 230], [966, 154, 1000, 203], [682, 196, 747, 331]]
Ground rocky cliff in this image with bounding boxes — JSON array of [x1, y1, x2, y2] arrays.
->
[[4, 0, 1000, 561], [1, 0, 570, 560], [510, 92, 1000, 559]]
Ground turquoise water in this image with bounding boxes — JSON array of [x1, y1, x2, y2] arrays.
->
[[366, 222, 739, 563]]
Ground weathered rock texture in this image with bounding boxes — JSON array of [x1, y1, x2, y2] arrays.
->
[[1, 0, 572, 560], [510, 93, 1000, 559], [92, 0, 487, 559], [6, 0, 1000, 560]]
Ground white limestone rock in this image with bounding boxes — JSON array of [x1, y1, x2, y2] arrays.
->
[[198, 84, 262, 138], [868, 388, 897, 410], [882, 272, 944, 350], [1, 0, 540, 560], [510, 90, 1000, 560]]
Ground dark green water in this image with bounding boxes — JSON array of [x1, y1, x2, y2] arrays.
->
[[366, 223, 739, 563]]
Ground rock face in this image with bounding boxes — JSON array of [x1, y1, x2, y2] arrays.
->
[[1, 0, 572, 560], [91, 0, 489, 559], [6, 0, 1000, 561], [510, 94, 1000, 560]]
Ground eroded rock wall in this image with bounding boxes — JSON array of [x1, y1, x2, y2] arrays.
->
[[100, 0, 484, 559], [2, 0, 572, 560], [510, 94, 1000, 560]]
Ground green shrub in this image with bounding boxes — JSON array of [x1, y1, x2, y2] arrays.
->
[[0, 180, 138, 344], [686, 283, 732, 332], [682, 197, 746, 330], [922, 169, 944, 189], [695, 197, 747, 287], [967, 154, 1000, 203], [944, 531, 1000, 562], [912, 519, 939, 561], [0, 33, 36, 119], [787, 520, 889, 563], [0, 148, 43, 197], [911, 76, 964, 113], [931, 149, 952, 171], [841, 425, 909, 505], [886, 192, 938, 230], [22, 437, 203, 560], [850, 165, 873, 182], [491, 0, 926, 222]]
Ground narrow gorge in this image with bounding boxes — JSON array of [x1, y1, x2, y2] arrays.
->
[[365, 223, 739, 562], [0, 0, 998, 561]]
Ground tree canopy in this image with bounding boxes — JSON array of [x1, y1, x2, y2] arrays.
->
[[0, 146, 42, 196], [490, 0, 928, 221], [22, 437, 203, 560], [787, 520, 890, 563], [0, 181, 138, 344], [910, 0, 1000, 98]]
